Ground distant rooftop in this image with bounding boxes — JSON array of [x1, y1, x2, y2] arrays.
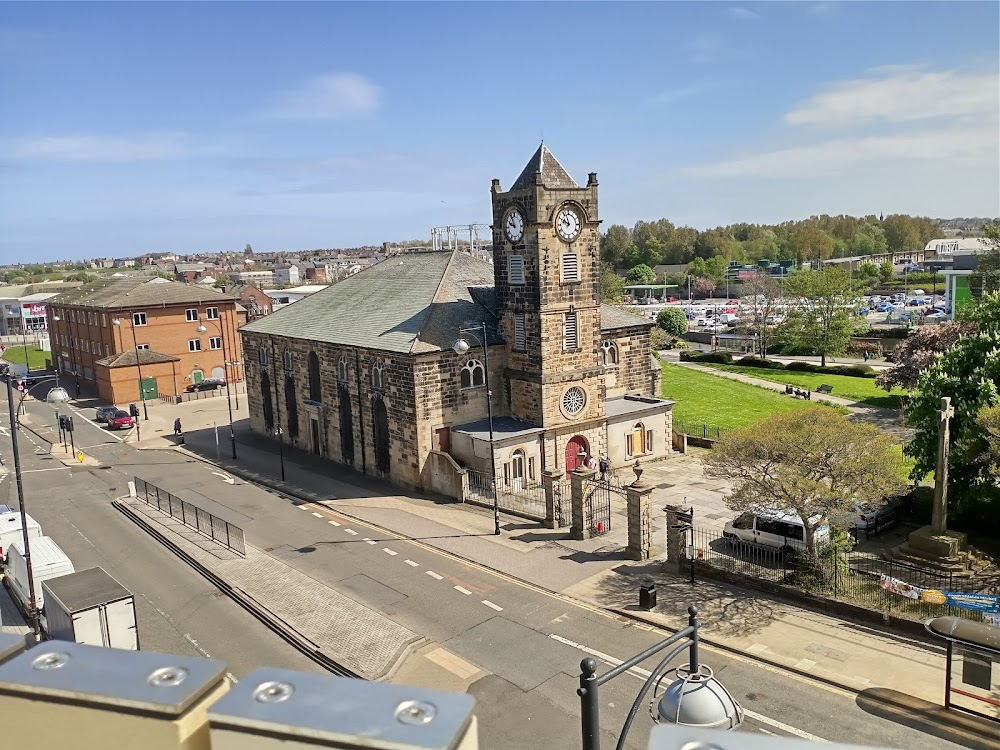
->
[[52, 277, 237, 309]]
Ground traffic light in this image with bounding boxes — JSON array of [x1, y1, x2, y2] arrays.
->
[[129, 403, 139, 418], [65, 416, 74, 433]]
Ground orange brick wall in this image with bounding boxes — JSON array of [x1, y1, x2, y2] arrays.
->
[[47, 302, 243, 399], [97, 361, 181, 405]]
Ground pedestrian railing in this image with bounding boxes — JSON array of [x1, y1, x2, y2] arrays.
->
[[465, 467, 547, 521], [673, 419, 727, 441], [133, 476, 246, 557]]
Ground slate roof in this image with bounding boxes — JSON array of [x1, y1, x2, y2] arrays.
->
[[600, 305, 654, 332], [52, 277, 237, 309], [510, 143, 579, 191], [96, 349, 180, 368], [242, 251, 501, 354]]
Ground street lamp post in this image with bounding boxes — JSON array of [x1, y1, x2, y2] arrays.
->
[[112, 316, 149, 421], [5, 376, 40, 637], [275, 425, 286, 481], [50, 314, 62, 389], [578, 606, 742, 750], [453, 323, 500, 536], [196, 320, 237, 459]]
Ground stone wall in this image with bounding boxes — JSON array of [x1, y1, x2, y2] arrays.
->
[[605, 325, 656, 397], [240, 331, 423, 489]]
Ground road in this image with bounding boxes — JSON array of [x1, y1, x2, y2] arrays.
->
[[3, 391, 980, 750]]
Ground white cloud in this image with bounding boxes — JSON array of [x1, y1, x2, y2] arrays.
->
[[728, 7, 759, 20], [785, 67, 1000, 127], [675, 124, 998, 179], [807, 2, 839, 16], [685, 34, 726, 65], [262, 72, 380, 121], [7, 131, 202, 161], [652, 83, 716, 104]]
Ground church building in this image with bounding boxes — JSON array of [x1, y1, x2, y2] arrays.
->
[[239, 145, 674, 492]]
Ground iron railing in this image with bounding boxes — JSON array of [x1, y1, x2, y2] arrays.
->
[[133, 477, 246, 557], [465, 467, 547, 521], [690, 526, 1000, 623], [673, 419, 726, 440]]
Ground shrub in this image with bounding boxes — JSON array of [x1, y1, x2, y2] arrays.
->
[[680, 351, 733, 364], [656, 307, 689, 337], [650, 327, 673, 350], [736, 356, 786, 370], [835, 364, 876, 378], [785, 361, 820, 373]]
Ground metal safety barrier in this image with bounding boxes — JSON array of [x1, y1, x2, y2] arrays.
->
[[133, 476, 246, 557]]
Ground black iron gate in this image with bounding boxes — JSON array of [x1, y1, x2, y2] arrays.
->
[[554, 479, 571, 526], [584, 477, 627, 536]]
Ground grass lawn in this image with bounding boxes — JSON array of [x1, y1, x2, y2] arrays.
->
[[700, 364, 908, 409], [1, 345, 51, 371], [660, 362, 845, 430]]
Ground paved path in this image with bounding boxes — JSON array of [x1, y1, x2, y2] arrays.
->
[[674, 361, 915, 441]]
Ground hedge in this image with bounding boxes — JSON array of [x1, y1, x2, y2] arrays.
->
[[682, 351, 877, 378]]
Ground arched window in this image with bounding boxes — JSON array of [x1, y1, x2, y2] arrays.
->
[[308, 351, 322, 401], [258, 343, 269, 366], [460, 359, 486, 389], [371, 363, 384, 392], [285, 376, 299, 439], [283, 348, 293, 372], [338, 356, 349, 384], [601, 340, 619, 365]]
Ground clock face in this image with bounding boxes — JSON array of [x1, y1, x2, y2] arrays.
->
[[556, 207, 582, 242], [504, 209, 525, 243]]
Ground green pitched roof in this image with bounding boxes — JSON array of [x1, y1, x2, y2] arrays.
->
[[242, 251, 499, 354]]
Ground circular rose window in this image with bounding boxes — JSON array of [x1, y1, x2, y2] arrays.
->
[[562, 386, 586, 417]]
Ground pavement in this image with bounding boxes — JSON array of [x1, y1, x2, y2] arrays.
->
[[13, 387, 1000, 742]]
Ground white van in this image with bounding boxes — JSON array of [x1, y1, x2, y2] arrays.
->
[[0, 511, 42, 563], [723, 510, 829, 553], [4, 536, 75, 615], [718, 313, 740, 326]]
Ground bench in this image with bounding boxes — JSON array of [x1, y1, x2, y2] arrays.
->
[[816, 384, 834, 394]]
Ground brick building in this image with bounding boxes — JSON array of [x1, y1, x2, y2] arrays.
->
[[240, 144, 672, 490], [46, 278, 243, 405]]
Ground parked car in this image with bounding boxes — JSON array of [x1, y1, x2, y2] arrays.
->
[[95, 406, 118, 423], [106, 410, 134, 430], [723, 510, 829, 554], [850, 501, 895, 531], [185, 378, 226, 393], [923, 312, 947, 323], [875, 303, 895, 312]]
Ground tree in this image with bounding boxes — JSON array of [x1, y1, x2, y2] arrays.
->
[[788, 225, 834, 266], [244, 243, 254, 256], [780, 267, 859, 366], [704, 408, 906, 560], [969, 219, 1000, 297], [905, 293, 1000, 496], [957, 404, 1000, 486], [876, 321, 977, 391], [878, 261, 894, 284], [857, 263, 880, 280], [625, 264, 656, 285], [881, 215, 921, 253], [740, 272, 782, 358], [600, 263, 625, 303], [693, 276, 717, 298], [601, 225, 633, 269], [656, 307, 688, 337]]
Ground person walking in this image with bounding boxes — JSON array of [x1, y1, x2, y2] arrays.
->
[[598, 455, 610, 482], [173, 418, 182, 436]]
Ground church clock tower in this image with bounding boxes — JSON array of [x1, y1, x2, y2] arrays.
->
[[491, 144, 605, 457]]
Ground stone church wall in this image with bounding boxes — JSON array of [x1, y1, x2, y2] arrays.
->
[[608, 325, 658, 396]]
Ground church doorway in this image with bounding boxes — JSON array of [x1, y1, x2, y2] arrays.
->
[[565, 435, 589, 475], [373, 397, 390, 475]]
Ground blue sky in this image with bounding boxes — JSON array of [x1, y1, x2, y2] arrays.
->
[[2, 1, 998, 262]]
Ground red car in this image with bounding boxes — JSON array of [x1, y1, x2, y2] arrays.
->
[[107, 410, 135, 430]]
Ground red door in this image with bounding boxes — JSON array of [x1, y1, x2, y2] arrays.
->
[[565, 436, 589, 475]]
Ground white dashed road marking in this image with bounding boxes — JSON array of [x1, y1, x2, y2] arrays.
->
[[344, 529, 358, 536], [382, 548, 397, 556], [454, 586, 472, 595], [328, 520, 340, 526], [482, 600, 503, 611], [426, 571, 444, 580], [404, 560, 419, 567], [311, 512, 323, 518]]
